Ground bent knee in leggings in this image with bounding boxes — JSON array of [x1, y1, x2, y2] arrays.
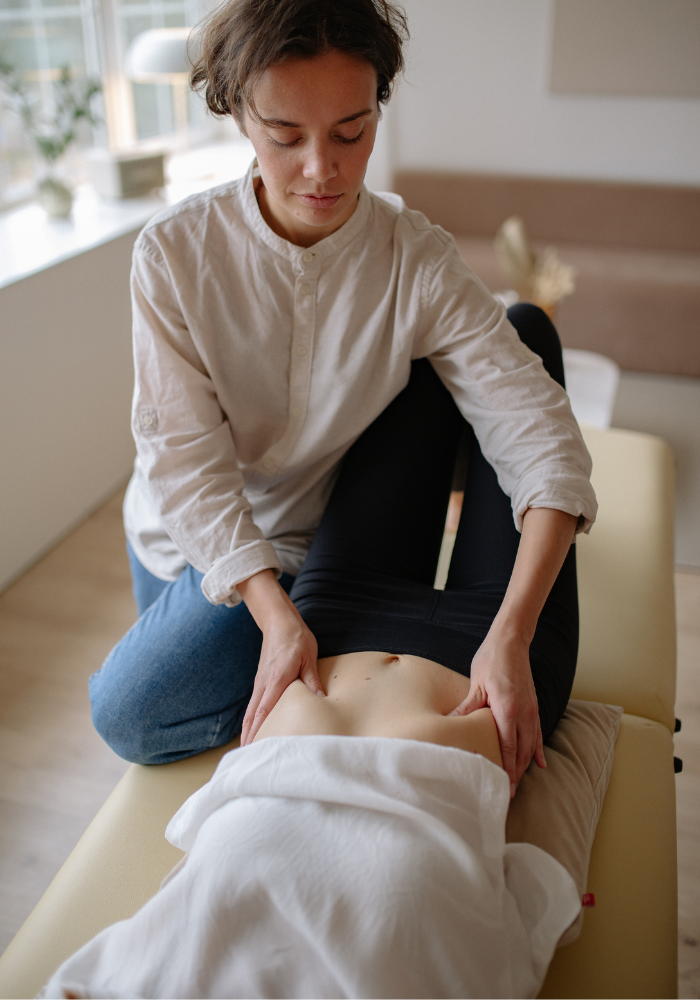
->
[[530, 639, 578, 742], [506, 302, 565, 389]]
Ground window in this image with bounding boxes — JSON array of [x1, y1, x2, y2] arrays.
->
[[0, 0, 220, 208], [0, 0, 102, 205]]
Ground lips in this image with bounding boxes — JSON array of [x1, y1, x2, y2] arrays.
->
[[295, 192, 343, 208]]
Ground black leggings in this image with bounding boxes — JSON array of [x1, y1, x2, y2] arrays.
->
[[289, 304, 578, 740]]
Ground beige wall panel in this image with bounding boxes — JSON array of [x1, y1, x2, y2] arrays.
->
[[551, 0, 700, 98], [393, 170, 700, 252]]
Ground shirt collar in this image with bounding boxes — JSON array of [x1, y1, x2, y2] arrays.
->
[[241, 159, 371, 266]]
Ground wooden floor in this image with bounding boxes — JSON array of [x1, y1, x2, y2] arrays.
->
[[0, 487, 699, 997], [0, 489, 132, 953]]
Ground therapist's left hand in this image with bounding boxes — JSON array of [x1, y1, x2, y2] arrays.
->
[[449, 625, 546, 797]]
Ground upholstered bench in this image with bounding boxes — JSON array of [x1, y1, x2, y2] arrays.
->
[[395, 170, 700, 378], [0, 425, 679, 999]]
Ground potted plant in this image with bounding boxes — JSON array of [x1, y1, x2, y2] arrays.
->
[[0, 58, 101, 218]]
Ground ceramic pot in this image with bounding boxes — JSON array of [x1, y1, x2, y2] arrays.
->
[[37, 176, 74, 218]]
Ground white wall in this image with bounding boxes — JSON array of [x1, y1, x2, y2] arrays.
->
[[364, 110, 396, 193], [0, 233, 137, 591], [393, 0, 700, 185]]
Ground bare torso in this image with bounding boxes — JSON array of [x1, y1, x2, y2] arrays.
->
[[254, 652, 503, 769]]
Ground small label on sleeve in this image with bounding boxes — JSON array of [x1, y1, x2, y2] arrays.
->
[[582, 893, 595, 907], [139, 409, 159, 435]]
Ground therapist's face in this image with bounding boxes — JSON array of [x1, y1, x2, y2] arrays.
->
[[242, 49, 379, 248]]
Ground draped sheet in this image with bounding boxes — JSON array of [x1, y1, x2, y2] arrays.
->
[[43, 736, 580, 999]]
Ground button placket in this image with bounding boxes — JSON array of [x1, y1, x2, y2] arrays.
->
[[297, 258, 314, 341], [261, 261, 318, 473], [290, 267, 318, 425], [293, 266, 316, 358]]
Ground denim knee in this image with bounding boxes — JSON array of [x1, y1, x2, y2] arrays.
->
[[89, 568, 294, 764], [89, 660, 164, 764]]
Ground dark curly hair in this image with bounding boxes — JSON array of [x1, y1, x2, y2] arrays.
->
[[190, 0, 408, 128]]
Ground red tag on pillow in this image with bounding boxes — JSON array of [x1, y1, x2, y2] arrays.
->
[[582, 893, 596, 907]]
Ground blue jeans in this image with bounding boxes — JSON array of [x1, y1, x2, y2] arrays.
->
[[89, 544, 295, 764]]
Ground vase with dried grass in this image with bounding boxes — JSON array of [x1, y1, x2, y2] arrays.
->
[[494, 216, 576, 322]]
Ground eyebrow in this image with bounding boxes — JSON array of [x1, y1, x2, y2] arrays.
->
[[258, 108, 373, 129]]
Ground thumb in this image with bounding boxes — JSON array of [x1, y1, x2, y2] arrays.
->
[[299, 657, 325, 697], [448, 682, 487, 718]]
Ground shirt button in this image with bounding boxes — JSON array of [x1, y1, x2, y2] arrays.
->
[[302, 251, 314, 264], [295, 346, 307, 356], [263, 459, 274, 470], [291, 406, 302, 417], [300, 282, 311, 295]]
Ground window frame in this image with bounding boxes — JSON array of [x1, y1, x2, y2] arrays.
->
[[0, 0, 217, 209]]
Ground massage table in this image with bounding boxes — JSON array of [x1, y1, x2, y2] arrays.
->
[[0, 424, 679, 999]]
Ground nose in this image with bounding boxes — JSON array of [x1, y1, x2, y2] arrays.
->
[[302, 138, 337, 185]]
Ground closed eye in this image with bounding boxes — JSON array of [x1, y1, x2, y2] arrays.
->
[[269, 136, 302, 149], [337, 131, 364, 145], [268, 131, 365, 149]]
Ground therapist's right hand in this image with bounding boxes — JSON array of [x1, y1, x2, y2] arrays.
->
[[238, 569, 323, 746]]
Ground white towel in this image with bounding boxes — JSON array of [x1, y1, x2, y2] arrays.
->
[[43, 736, 580, 999]]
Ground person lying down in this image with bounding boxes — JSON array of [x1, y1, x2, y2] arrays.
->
[[44, 350, 591, 999], [44, 652, 580, 1000]]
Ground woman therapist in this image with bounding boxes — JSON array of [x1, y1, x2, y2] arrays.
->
[[90, 0, 597, 798]]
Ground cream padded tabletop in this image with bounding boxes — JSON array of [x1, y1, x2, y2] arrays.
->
[[573, 425, 676, 731], [540, 714, 677, 999], [0, 425, 678, 999]]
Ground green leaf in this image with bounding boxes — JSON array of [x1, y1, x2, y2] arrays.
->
[[1, 57, 102, 164]]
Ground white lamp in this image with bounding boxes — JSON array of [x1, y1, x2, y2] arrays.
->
[[126, 28, 194, 136]]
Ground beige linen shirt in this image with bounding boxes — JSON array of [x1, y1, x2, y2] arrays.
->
[[124, 162, 597, 606]]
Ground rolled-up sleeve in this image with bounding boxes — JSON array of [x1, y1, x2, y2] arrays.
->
[[416, 236, 597, 533], [131, 240, 282, 605]]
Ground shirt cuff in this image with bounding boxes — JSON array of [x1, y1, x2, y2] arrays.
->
[[512, 476, 598, 535], [200, 541, 283, 607]]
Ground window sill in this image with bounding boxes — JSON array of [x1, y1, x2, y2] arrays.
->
[[0, 141, 255, 291]]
